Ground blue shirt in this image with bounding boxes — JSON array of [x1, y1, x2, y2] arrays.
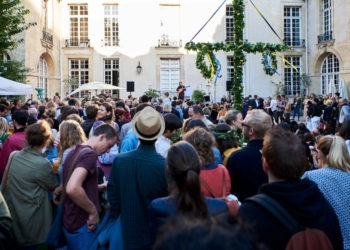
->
[[120, 129, 139, 153], [303, 167, 350, 250]]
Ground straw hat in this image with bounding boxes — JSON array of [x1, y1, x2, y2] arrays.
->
[[132, 106, 165, 141]]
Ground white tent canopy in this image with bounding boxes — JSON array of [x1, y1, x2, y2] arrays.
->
[[339, 78, 348, 99], [67, 81, 125, 96], [0, 76, 33, 95]]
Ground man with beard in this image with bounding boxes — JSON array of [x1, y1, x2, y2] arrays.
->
[[226, 109, 272, 201]]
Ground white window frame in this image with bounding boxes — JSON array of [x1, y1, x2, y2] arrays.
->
[[284, 7, 301, 46], [321, 54, 339, 95], [227, 56, 234, 82], [104, 59, 119, 97], [226, 6, 233, 43], [323, 0, 332, 35], [104, 5, 119, 46], [37, 56, 48, 98], [69, 5, 88, 45], [160, 59, 180, 94], [0, 52, 10, 61], [284, 56, 302, 96], [69, 59, 89, 98]]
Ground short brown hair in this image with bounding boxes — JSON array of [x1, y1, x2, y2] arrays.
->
[[93, 123, 119, 140], [25, 120, 52, 147], [262, 128, 307, 179], [86, 104, 99, 119]]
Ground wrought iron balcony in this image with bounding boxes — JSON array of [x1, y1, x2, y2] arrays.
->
[[65, 39, 90, 47], [158, 34, 182, 47], [283, 38, 305, 47], [42, 31, 53, 43], [318, 31, 332, 43]]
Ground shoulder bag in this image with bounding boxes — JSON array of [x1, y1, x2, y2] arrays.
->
[[200, 166, 240, 216], [45, 147, 90, 249], [1, 151, 19, 194]]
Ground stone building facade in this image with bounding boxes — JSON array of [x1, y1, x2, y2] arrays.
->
[[5, 0, 350, 101]]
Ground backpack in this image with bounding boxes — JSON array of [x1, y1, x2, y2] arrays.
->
[[200, 165, 240, 216], [246, 194, 333, 250]]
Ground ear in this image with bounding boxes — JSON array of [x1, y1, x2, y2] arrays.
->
[[99, 134, 106, 141], [262, 157, 269, 173]]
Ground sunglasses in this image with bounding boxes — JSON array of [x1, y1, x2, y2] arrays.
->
[[241, 122, 252, 129]]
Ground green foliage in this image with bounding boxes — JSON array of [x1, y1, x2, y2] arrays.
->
[[0, 0, 36, 52], [144, 89, 159, 98], [192, 90, 206, 102], [171, 128, 182, 144], [0, 59, 30, 82], [185, 0, 290, 110]]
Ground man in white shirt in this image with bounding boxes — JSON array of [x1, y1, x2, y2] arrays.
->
[[156, 114, 182, 158], [267, 97, 277, 122], [188, 105, 213, 128]]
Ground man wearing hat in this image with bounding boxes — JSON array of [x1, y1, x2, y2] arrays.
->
[[108, 106, 168, 249]]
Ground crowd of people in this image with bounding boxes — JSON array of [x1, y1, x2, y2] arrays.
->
[[0, 88, 348, 250]]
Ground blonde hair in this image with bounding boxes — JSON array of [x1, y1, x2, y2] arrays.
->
[[47, 101, 56, 109], [59, 120, 87, 164], [317, 135, 350, 172], [66, 114, 83, 124], [0, 117, 8, 138], [163, 104, 172, 113], [246, 109, 272, 139]]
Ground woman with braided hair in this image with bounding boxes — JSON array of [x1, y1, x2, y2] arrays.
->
[[148, 141, 228, 243]]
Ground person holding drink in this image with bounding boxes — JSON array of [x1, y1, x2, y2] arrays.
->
[[2, 120, 57, 248]]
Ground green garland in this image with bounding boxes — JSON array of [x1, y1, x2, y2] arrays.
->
[[210, 127, 245, 147], [184, 0, 290, 111]]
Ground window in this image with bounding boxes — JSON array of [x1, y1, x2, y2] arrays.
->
[[0, 52, 10, 61], [69, 5, 88, 46], [323, 0, 332, 35], [321, 54, 339, 95], [284, 7, 301, 46], [104, 59, 119, 96], [227, 56, 234, 82], [37, 56, 48, 98], [104, 5, 119, 46], [226, 6, 233, 43], [69, 59, 89, 98], [160, 59, 180, 94], [284, 57, 301, 96]]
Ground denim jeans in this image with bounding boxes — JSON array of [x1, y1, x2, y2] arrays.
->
[[63, 223, 99, 250], [293, 104, 300, 119]]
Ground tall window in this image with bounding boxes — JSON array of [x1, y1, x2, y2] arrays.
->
[[160, 59, 180, 93], [104, 5, 118, 46], [227, 56, 234, 82], [321, 54, 339, 95], [69, 59, 89, 98], [284, 7, 301, 46], [323, 0, 332, 35], [104, 59, 119, 96], [69, 5, 88, 45], [284, 57, 301, 95], [226, 6, 233, 43], [0, 52, 10, 61], [37, 56, 48, 98]]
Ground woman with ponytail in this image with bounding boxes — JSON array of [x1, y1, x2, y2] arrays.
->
[[148, 141, 228, 242], [302, 135, 350, 250]]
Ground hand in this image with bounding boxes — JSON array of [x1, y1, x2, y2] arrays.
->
[[53, 192, 61, 205], [98, 182, 107, 193], [53, 139, 60, 147], [87, 209, 99, 232]]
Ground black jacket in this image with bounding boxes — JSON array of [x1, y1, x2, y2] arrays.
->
[[80, 118, 96, 138], [226, 139, 268, 201], [238, 179, 343, 250]]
